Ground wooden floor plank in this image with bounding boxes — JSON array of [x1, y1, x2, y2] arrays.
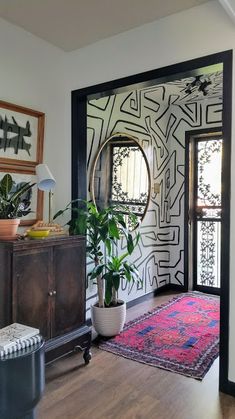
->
[[38, 292, 235, 419]]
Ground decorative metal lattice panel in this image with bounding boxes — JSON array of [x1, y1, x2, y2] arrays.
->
[[197, 139, 222, 207], [197, 221, 221, 288], [111, 145, 148, 216]]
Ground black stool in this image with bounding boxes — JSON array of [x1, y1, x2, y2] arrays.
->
[[0, 340, 45, 419]]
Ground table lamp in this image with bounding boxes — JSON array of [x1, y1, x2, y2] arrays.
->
[[35, 164, 56, 223]]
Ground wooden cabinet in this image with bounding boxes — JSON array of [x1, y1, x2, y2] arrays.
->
[[0, 236, 91, 364]]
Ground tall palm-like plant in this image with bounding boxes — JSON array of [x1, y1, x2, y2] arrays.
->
[[54, 201, 141, 308], [101, 252, 140, 306]]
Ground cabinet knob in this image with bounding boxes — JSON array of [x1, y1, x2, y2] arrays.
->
[[48, 290, 57, 296]]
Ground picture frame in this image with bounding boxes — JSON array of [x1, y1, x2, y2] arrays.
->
[[0, 166, 43, 226], [0, 100, 45, 167]]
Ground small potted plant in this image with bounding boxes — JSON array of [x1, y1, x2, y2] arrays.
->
[[0, 174, 35, 240], [54, 201, 141, 336]]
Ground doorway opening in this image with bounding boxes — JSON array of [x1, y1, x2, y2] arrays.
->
[[72, 50, 232, 393]]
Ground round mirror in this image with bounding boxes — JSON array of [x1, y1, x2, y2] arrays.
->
[[90, 133, 151, 229]]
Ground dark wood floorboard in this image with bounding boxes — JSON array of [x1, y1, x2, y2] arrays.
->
[[38, 292, 235, 419]]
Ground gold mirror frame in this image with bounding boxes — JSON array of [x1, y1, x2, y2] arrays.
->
[[90, 132, 151, 228]]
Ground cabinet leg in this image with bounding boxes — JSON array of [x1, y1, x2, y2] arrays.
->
[[83, 347, 92, 364]]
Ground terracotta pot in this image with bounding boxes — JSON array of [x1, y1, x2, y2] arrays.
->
[[0, 219, 20, 240], [91, 300, 126, 337]]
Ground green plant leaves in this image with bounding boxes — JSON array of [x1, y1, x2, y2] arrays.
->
[[105, 280, 113, 306], [0, 174, 34, 219], [89, 264, 105, 280], [0, 174, 13, 198], [10, 181, 35, 203], [127, 233, 134, 254], [53, 200, 142, 307], [105, 239, 112, 256], [108, 218, 120, 239], [112, 273, 120, 291], [53, 209, 65, 219]]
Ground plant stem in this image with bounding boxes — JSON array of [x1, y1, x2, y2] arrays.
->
[[95, 256, 104, 308], [97, 274, 104, 308], [112, 287, 117, 306]]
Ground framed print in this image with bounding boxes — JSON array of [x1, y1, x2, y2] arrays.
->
[[0, 167, 43, 226], [0, 100, 45, 167]]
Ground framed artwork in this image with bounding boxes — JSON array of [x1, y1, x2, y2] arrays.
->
[[0, 100, 45, 167], [0, 167, 43, 226]]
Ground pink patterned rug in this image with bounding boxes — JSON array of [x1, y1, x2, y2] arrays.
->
[[99, 293, 220, 379]]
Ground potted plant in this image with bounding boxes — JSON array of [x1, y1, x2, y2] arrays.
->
[[0, 174, 35, 240], [54, 201, 141, 336]]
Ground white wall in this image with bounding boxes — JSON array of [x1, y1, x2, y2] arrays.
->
[[64, 1, 235, 382], [0, 17, 68, 215]]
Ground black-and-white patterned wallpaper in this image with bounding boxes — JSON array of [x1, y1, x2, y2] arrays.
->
[[85, 73, 223, 314]]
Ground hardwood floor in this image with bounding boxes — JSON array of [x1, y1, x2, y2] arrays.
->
[[38, 292, 235, 419]]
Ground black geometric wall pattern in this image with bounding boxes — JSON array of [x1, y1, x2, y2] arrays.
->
[[120, 91, 142, 118], [85, 71, 223, 315]]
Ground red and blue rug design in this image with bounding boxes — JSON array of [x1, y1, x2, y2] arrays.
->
[[99, 293, 220, 379]]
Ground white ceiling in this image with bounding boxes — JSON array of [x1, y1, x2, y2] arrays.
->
[[0, 0, 212, 51]]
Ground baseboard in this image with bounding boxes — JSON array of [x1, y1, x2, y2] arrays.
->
[[227, 380, 235, 397], [220, 379, 235, 397], [126, 290, 155, 309], [127, 283, 184, 309], [154, 283, 185, 295], [86, 283, 184, 325]]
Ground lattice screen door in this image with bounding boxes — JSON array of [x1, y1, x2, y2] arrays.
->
[[189, 134, 222, 295]]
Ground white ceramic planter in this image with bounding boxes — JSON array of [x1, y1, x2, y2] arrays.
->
[[91, 300, 126, 337]]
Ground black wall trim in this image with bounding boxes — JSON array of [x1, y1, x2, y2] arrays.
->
[[72, 49, 233, 394], [86, 284, 184, 326], [71, 94, 87, 203], [218, 50, 232, 393], [127, 284, 184, 309], [225, 381, 235, 397], [126, 289, 156, 309]]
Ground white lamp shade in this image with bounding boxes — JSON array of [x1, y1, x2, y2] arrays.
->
[[36, 164, 56, 191]]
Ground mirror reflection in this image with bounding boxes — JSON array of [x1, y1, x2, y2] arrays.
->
[[90, 133, 151, 228]]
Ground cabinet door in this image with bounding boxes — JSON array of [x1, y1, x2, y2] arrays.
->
[[13, 247, 53, 339], [53, 241, 86, 337], [0, 246, 12, 327]]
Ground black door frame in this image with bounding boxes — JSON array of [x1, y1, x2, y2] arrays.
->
[[185, 128, 223, 297], [72, 50, 233, 394]]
